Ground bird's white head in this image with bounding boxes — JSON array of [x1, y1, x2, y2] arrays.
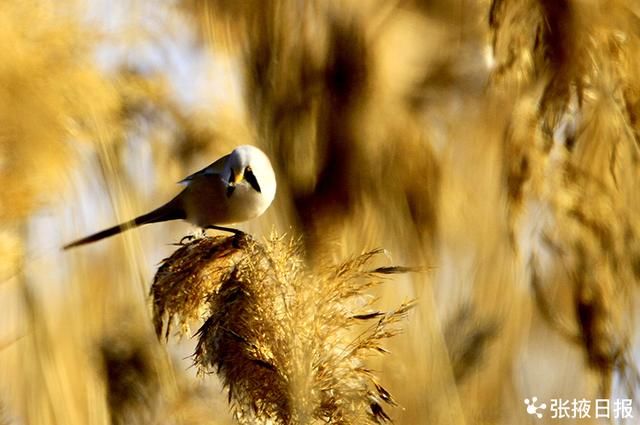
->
[[223, 145, 277, 221]]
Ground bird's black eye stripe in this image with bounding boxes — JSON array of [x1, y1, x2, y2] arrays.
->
[[244, 167, 261, 193]]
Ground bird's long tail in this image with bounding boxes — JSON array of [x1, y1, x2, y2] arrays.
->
[[63, 196, 185, 250]]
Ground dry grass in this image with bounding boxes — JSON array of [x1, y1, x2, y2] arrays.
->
[[0, 0, 639, 424], [491, 0, 640, 400], [152, 234, 414, 424], [0, 0, 119, 223]]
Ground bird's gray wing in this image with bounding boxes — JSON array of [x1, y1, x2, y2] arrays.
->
[[178, 154, 230, 185]]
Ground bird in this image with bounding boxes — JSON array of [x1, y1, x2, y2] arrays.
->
[[63, 145, 276, 249]]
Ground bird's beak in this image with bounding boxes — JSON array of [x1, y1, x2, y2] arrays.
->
[[226, 168, 244, 197], [232, 168, 244, 185]]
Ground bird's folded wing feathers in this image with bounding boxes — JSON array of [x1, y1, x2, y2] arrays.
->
[[178, 153, 229, 185]]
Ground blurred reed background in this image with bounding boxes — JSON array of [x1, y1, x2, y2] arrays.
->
[[0, 0, 639, 424]]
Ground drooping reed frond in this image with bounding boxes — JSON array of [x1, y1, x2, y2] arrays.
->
[[526, 170, 640, 396], [151, 233, 414, 424], [151, 235, 252, 340], [490, 0, 640, 398]]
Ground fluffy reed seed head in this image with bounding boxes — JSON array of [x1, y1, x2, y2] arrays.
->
[[490, 0, 640, 397], [151, 234, 415, 424]]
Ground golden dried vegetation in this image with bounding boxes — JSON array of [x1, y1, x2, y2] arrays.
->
[[153, 234, 413, 423], [0, 0, 639, 424]]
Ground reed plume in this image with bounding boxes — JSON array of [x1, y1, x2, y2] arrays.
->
[[152, 234, 414, 424], [491, 0, 640, 397]]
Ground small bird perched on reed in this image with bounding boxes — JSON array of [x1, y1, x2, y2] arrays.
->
[[64, 145, 276, 249]]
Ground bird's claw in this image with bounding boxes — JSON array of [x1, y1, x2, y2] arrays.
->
[[202, 225, 245, 247], [177, 234, 197, 245], [231, 231, 245, 248]]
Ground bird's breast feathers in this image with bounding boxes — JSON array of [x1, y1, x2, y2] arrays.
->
[[225, 182, 273, 223]]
